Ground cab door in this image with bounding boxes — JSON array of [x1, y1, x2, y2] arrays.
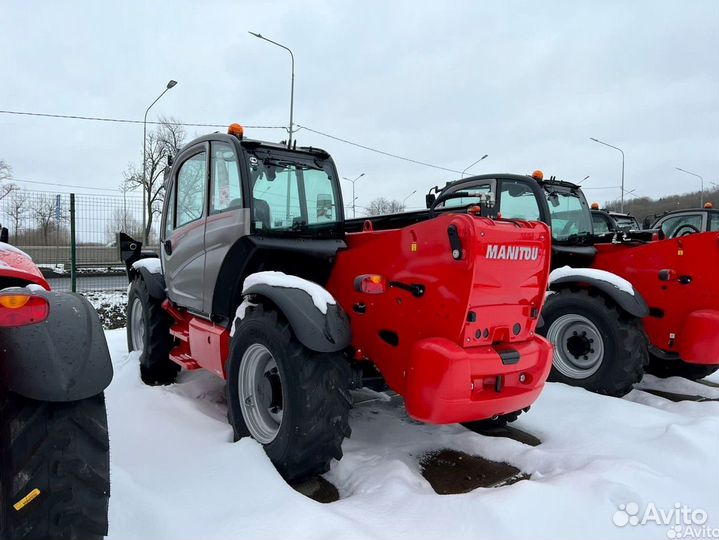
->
[[162, 144, 209, 312], [202, 139, 251, 313]]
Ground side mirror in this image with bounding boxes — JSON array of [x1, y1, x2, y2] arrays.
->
[[117, 232, 142, 268], [0, 226, 8, 244], [425, 193, 436, 208]]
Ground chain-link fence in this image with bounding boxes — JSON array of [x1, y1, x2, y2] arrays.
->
[[0, 188, 161, 328]]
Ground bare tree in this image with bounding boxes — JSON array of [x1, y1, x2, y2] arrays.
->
[[30, 194, 69, 244], [123, 117, 186, 243], [6, 190, 29, 237], [365, 197, 405, 216], [0, 159, 17, 202]]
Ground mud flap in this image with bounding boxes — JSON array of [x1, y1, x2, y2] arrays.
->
[[0, 291, 113, 401]]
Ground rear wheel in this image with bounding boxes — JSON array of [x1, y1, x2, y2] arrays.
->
[[646, 355, 719, 380], [227, 304, 352, 482], [538, 288, 648, 397], [127, 277, 179, 385], [0, 390, 110, 540]]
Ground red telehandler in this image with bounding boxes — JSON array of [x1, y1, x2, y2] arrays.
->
[[121, 124, 553, 482]]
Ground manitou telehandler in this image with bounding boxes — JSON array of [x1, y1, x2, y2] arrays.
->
[[423, 172, 719, 396], [0, 226, 112, 540], [120, 124, 553, 482]]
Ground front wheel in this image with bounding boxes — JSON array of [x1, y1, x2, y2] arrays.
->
[[0, 390, 110, 540], [226, 304, 352, 482], [127, 277, 179, 385], [538, 288, 648, 397]]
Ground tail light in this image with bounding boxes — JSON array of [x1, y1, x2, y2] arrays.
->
[[354, 274, 387, 294], [0, 293, 50, 327]]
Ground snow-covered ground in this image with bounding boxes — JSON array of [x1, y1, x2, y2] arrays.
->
[[104, 328, 719, 539]]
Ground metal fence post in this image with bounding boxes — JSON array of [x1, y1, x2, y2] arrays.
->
[[70, 193, 77, 292]]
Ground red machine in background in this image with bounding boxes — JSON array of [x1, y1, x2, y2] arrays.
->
[[592, 231, 719, 379], [451, 170, 718, 395]]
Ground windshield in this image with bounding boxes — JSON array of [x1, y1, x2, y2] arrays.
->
[[545, 189, 592, 241], [248, 151, 342, 236]]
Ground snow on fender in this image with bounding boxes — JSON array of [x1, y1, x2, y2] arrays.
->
[[242, 271, 336, 313], [232, 271, 350, 353], [548, 265, 648, 318], [131, 257, 163, 274], [550, 266, 635, 295]]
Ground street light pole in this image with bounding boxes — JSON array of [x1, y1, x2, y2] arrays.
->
[[590, 137, 625, 212], [675, 167, 704, 206], [143, 79, 177, 243], [249, 31, 295, 147], [342, 173, 365, 218], [461, 154, 489, 178], [402, 189, 417, 209]]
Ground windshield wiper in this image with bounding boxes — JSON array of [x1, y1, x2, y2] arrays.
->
[[264, 158, 320, 170]]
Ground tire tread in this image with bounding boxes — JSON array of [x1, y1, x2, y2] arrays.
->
[[0, 391, 110, 540]]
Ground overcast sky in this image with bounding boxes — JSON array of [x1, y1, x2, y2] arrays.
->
[[1, 0, 717, 211]]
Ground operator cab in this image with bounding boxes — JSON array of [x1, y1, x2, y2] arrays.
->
[[591, 206, 640, 234], [160, 124, 345, 319], [650, 205, 719, 239]]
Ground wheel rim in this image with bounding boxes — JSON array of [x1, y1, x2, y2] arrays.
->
[[130, 297, 145, 351], [238, 343, 284, 444], [547, 314, 605, 379]]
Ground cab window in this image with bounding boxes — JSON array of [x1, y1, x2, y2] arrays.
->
[[164, 185, 175, 238], [499, 180, 540, 221], [709, 213, 719, 232], [439, 183, 493, 209], [592, 212, 612, 234], [661, 214, 702, 238], [210, 142, 242, 214], [176, 151, 207, 228]]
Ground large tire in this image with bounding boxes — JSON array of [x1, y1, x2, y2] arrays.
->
[[127, 277, 179, 385], [226, 304, 352, 483], [538, 288, 648, 397], [646, 355, 719, 380], [0, 390, 110, 540]]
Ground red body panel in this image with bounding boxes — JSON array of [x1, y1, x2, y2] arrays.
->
[[164, 300, 230, 375], [405, 336, 552, 423], [327, 214, 553, 423], [0, 244, 50, 290], [592, 232, 719, 365]]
